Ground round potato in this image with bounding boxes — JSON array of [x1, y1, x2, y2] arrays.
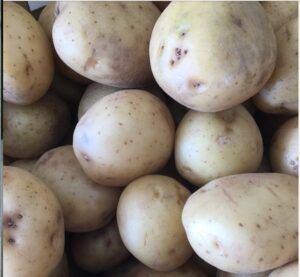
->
[[182, 173, 298, 274], [49, 252, 69, 277], [3, 166, 64, 277], [33, 145, 122, 232], [4, 2, 54, 105], [10, 158, 38, 173], [268, 261, 298, 277], [73, 90, 175, 187], [175, 105, 263, 186], [3, 94, 71, 159], [53, 2, 160, 87], [269, 117, 298, 176], [253, 18, 298, 114], [72, 220, 130, 272], [117, 175, 193, 271], [150, 2, 277, 112]]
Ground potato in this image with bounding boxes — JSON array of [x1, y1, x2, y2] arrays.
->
[[49, 252, 69, 277], [268, 261, 298, 277], [72, 220, 130, 272], [261, 2, 298, 31], [33, 145, 122, 232], [73, 90, 175, 187], [53, 2, 160, 87], [117, 175, 193, 271], [10, 158, 38, 173], [4, 2, 54, 105], [217, 270, 270, 277], [175, 105, 263, 186], [182, 173, 298, 274], [269, 117, 298, 176], [150, 2, 277, 112], [253, 18, 298, 114], [3, 166, 64, 277], [3, 94, 71, 159]]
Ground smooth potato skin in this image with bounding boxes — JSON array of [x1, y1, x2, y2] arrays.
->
[[4, 2, 54, 104], [182, 173, 298, 274], [269, 117, 298, 176], [3, 166, 64, 277], [253, 18, 298, 114], [150, 2, 276, 112], [268, 261, 298, 277]]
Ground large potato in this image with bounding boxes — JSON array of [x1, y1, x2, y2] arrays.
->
[[269, 117, 298, 176], [182, 173, 298, 274], [253, 18, 298, 114], [150, 2, 277, 112], [73, 90, 175, 187], [53, 2, 160, 87], [3, 166, 64, 277], [3, 94, 71, 159], [175, 105, 263, 186], [33, 145, 122, 232], [117, 175, 193, 271], [10, 158, 38, 173], [4, 2, 54, 105], [268, 261, 298, 277], [71, 220, 130, 272]]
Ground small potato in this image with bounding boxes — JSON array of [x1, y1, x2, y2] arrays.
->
[[3, 166, 64, 277], [182, 173, 298, 274], [33, 145, 122, 232], [268, 261, 298, 277], [150, 2, 277, 112], [253, 18, 298, 114], [3, 94, 71, 159], [10, 158, 38, 173], [117, 175, 193, 271], [175, 105, 263, 186], [4, 2, 54, 105], [49, 252, 69, 277], [53, 2, 160, 87], [72, 220, 130, 272], [269, 117, 298, 176], [73, 90, 175, 187]]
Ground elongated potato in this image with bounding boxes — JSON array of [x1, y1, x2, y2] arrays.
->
[[268, 261, 298, 277], [182, 173, 298, 274]]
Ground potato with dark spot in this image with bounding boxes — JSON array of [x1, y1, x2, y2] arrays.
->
[[10, 158, 38, 173], [175, 105, 263, 187], [4, 2, 54, 105], [269, 117, 298, 176], [71, 220, 130, 273], [73, 90, 175, 187], [182, 173, 298, 274], [33, 145, 122, 232], [3, 94, 71, 159], [117, 175, 193, 271], [268, 261, 298, 277], [53, 2, 160, 87], [150, 2, 277, 112], [49, 252, 69, 277], [3, 166, 64, 277]]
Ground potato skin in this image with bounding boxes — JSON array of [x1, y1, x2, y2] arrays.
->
[[4, 2, 54, 105], [150, 2, 277, 112], [253, 18, 298, 114], [73, 90, 175, 187], [3, 94, 71, 159], [268, 261, 298, 277], [117, 175, 193, 271], [53, 2, 160, 87], [182, 173, 298, 274], [175, 105, 263, 186], [3, 166, 64, 277], [269, 117, 298, 176]]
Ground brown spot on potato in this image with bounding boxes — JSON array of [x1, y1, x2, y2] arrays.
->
[[222, 188, 238, 206], [84, 48, 97, 71], [231, 14, 242, 28], [256, 224, 261, 229], [168, 249, 176, 254], [8, 238, 15, 244], [259, 257, 263, 262], [239, 223, 243, 227], [170, 59, 175, 66], [216, 135, 231, 145], [266, 187, 279, 199], [82, 154, 90, 162]]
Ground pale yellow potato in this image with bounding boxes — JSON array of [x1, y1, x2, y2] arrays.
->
[[53, 2, 160, 87], [268, 261, 298, 277], [73, 90, 175, 187], [253, 18, 298, 114], [33, 145, 122, 232], [4, 2, 54, 105], [182, 173, 298, 274], [150, 2, 277, 112], [3, 166, 64, 277], [10, 158, 38, 173], [49, 252, 69, 277], [72, 220, 130, 272], [175, 105, 263, 186], [217, 270, 270, 277], [269, 117, 298, 176], [261, 2, 298, 31], [3, 94, 71, 159], [117, 175, 193, 271]]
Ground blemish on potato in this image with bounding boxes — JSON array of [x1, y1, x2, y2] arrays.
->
[[238, 222, 243, 227]]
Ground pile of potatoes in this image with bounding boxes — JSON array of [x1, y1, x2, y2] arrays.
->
[[3, 1, 298, 277]]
